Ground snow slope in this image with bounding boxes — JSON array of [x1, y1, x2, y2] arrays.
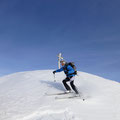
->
[[0, 70, 120, 120]]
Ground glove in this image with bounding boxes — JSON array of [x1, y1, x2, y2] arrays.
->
[[53, 71, 56, 74], [64, 71, 68, 74]]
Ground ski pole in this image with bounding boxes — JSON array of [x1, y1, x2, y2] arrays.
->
[[53, 74, 56, 82]]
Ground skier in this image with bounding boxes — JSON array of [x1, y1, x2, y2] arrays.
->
[[53, 60, 79, 94]]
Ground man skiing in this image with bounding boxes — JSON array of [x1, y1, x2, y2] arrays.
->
[[53, 60, 79, 94]]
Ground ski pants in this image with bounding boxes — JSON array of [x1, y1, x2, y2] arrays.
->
[[62, 76, 79, 94]]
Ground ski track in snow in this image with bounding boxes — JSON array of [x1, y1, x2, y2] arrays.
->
[[0, 70, 120, 120], [19, 107, 80, 120]]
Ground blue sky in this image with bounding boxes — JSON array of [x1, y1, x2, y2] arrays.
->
[[0, 0, 120, 82]]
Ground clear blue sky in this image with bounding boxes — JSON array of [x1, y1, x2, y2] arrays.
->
[[0, 0, 120, 82]]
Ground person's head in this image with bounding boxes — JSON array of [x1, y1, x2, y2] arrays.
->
[[60, 60, 66, 66]]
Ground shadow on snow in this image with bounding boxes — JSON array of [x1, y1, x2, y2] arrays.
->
[[40, 80, 65, 91]]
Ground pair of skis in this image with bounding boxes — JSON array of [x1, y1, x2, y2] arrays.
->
[[45, 92, 85, 101]]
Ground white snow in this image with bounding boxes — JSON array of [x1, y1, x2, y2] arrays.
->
[[0, 70, 120, 120]]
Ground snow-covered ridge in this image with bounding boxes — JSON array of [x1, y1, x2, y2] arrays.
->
[[0, 70, 120, 120]]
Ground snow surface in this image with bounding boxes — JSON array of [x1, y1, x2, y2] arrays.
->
[[0, 70, 120, 120]]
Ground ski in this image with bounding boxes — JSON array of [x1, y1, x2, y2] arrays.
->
[[55, 95, 85, 101], [45, 92, 72, 96]]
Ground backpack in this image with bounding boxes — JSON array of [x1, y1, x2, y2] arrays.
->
[[65, 62, 77, 75]]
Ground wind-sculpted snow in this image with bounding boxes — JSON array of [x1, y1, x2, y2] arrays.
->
[[0, 70, 120, 120]]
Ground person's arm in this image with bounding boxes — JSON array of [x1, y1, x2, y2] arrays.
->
[[55, 67, 64, 72], [53, 66, 64, 74]]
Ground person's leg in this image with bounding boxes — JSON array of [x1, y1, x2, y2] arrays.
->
[[62, 77, 71, 91], [70, 80, 79, 94]]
